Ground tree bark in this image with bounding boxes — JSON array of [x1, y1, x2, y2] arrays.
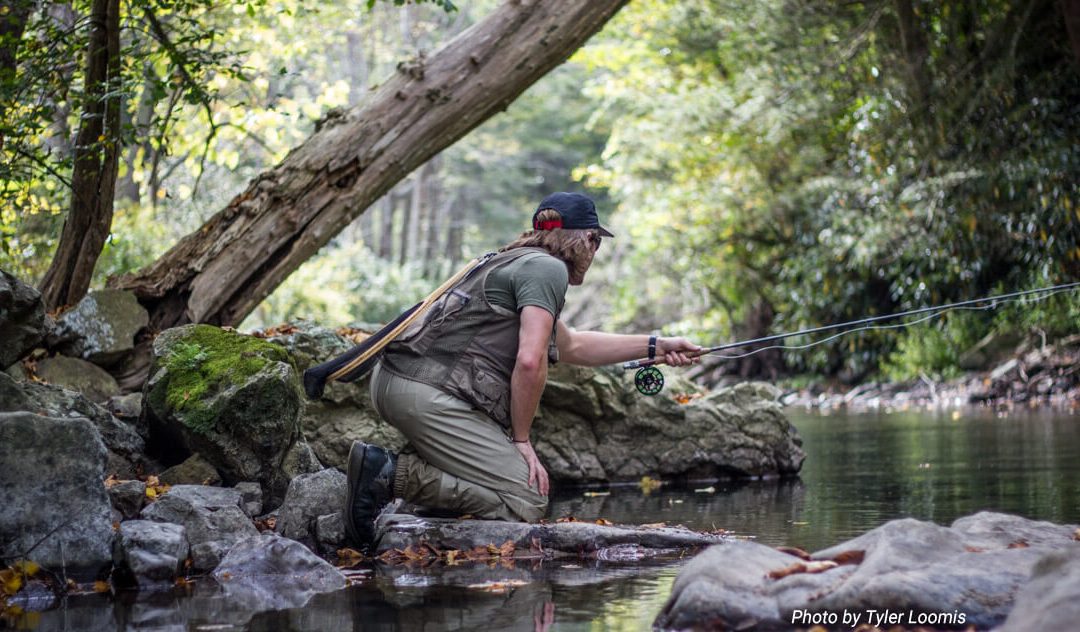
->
[[112, 0, 629, 328], [39, 0, 121, 309]]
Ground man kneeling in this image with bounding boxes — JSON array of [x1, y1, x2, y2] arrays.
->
[[346, 193, 700, 549]]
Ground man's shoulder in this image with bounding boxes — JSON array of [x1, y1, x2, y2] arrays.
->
[[511, 250, 568, 282]]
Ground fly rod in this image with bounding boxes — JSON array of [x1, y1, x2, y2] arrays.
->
[[621, 281, 1080, 395]]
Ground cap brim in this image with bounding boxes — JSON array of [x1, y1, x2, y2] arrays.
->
[[598, 226, 615, 238]]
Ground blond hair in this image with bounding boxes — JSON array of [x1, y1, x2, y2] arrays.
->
[[500, 209, 596, 281]]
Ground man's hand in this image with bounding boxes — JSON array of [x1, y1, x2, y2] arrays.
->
[[658, 336, 703, 367], [514, 439, 549, 496]]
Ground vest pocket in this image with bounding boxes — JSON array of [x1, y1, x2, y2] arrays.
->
[[471, 369, 510, 427]]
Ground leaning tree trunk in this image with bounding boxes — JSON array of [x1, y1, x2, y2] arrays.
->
[[39, 0, 121, 310], [112, 0, 629, 329]]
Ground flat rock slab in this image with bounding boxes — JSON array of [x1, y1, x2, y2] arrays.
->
[[375, 513, 724, 560]]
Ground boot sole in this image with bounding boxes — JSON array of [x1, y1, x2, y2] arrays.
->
[[344, 442, 367, 545]]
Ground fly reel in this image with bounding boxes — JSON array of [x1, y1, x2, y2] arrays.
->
[[634, 366, 665, 396]]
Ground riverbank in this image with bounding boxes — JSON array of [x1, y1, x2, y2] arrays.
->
[[777, 334, 1080, 414]]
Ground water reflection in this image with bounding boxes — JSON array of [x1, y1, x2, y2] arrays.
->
[[551, 409, 1080, 552]]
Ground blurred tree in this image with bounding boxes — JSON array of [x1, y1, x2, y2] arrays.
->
[[112, 0, 629, 330]]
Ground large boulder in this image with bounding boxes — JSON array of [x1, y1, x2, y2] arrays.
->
[[535, 364, 804, 482], [0, 412, 114, 577], [0, 371, 147, 478], [34, 355, 121, 403], [656, 511, 1080, 630], [47, 289, 148, 366], [0, 269, 46, 369], [144, 324, 316, 507], [140, 485, 258, 571], [1000, 549, 1080, 631], [261, 321, 405, 470]]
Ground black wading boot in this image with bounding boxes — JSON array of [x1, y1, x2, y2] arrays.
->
[[344, 441, 397, 551]]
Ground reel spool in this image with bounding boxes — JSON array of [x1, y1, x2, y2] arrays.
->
[[634, 366, 665, 396]]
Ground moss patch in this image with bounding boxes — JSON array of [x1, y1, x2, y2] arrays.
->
[[161, 325, 296, 435]]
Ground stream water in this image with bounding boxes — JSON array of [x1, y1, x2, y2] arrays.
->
[[23, 408, 1080, 631]]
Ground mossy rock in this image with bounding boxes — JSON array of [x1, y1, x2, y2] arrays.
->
[[144, 325, 309, 508]]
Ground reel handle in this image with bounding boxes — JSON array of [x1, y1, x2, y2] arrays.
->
[[622, 349, 707, 371]]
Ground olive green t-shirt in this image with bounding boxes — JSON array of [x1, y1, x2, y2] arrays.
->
[[485, 252, 569, 318]]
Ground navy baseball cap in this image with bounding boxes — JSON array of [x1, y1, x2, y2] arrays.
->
[[532, 192, 614, 237]]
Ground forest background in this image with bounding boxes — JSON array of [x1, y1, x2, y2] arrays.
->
[[3, 0, 1079, 386]]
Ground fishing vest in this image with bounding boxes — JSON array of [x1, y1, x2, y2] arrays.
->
[[379, 248, 563, 428]]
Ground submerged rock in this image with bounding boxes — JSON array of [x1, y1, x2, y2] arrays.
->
[[140, 484, 258, 571], [144, 325, 313, 508], [0, 269, 46, 369], [47, 289, 148, 366], [655, 511, 1080, 630], [0, 412, 114, 577]]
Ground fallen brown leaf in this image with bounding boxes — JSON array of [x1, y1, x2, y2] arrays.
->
[[775, 546, 811, 560], [830, 550, 865, 566], [595, 518, 613, 526], [965, 546, 986, 553], [1074, 528, 1080, 541], [767, 560, 838, 580], [673, 393, 703, 405], [640, 522, 667, 529], [1008, 539, 1029, 549], [337, 548, 363, 564], [498, 540, 516, 557], [93, 580, 110, 593]]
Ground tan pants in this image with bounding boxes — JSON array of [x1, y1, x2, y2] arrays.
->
[[370, 362, 548, 522]]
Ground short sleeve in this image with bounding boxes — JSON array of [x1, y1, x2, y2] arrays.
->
[[511, 255, 569, 317]]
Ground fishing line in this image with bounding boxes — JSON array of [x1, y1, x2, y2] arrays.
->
[[706, 286, 1076, 362], [625, 281, 1080, 395]]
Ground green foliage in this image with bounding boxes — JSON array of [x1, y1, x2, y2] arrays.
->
[[881, 313, 986, 381], [368, 0, 458, 13], [241, 242, 434, 330], [580, 0, 1080, 377]]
